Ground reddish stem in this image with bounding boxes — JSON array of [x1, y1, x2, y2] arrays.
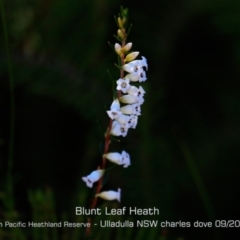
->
[[86, 27, 127, 237]]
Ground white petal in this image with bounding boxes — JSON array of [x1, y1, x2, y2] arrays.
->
[[110, 99, 120, 111], [128, 115, 138, 129], [82, 177, 93, 188], [107, 110, 122, 120], [138, 69, 147, 82], [121, 151, 131, 168], [132, 103, 141, 115]]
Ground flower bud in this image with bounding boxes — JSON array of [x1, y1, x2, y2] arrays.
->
[[117, 29, 124, 40], [114, 43, 122, 56], [117, 17, 124, 29], [124, 52, 139, 62], [95, 188, 121, 202], [122, 42, 132, 53]]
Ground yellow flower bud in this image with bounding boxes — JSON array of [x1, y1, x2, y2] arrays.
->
[[118, 17, 124, 29], [122, 42, 132, 53], [124, 52, 139, 62], [114, 43, 122, 56], [117, 29, 124, 40]]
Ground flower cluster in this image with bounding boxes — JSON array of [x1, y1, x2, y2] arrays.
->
[[108, 46, 147, 138], [82, 7, 148, 207]]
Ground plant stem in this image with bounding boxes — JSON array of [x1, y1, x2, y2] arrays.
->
[[0, 0, 15, 210]]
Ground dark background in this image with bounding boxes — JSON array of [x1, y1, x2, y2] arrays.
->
[[0, 0, 240, 239]]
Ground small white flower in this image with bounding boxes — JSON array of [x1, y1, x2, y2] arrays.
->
[[119, 95, 138, 104], [122, 56, 148, 73], [116, 78, 130, 93], [107, 99, 122, 119], [110, 120, 129, 137], [120, 103, 141, 116], [104, 150, 131, 168], [82, 170, 105, 188], [95, 188, 121, 202]]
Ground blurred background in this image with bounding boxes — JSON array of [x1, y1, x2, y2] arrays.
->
[[0, 0, 240, 239]]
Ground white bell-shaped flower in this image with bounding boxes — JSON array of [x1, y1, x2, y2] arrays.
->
[[95, 188, 121, 202], [110, 120, 129, 137], [107, 99, 122, 119], [122, 56, 148, 73], [104, 150, 131, 168], [82, 170, 105, 188]]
